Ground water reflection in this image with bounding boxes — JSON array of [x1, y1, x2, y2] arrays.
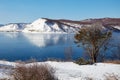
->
[[0, 32, 82, 61], [1, 32, 119, 61], [23, 33, 74, 48], [4, 33, 19, 38], [0, 32, 75, 48]]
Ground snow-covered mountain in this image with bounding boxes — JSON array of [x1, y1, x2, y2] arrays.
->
[[0, 18, 80, 33], [22, 18, 80, 33], [0, 23, 28, 32], [0, 18, 120, 33], [23, 18, 64, 33]]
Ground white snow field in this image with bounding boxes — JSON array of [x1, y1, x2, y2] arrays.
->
[[0, 61, 120, 80]]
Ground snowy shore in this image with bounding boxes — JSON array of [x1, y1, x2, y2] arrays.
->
[[0, 60, 120, 80]]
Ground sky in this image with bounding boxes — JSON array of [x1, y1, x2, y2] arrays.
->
[[0, 0, 120, 24]]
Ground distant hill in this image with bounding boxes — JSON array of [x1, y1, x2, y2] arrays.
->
[[0, 24, 4, 27], [0, 18, 120, 33]]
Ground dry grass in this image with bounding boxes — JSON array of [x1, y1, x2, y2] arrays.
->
[[104, 60, 120, 64], [12, 63, 57, 80], [0, 79, 10, 80], [83, 77, 93, 80], [75, 58, 91, 65], [104, 73, 119, 80]]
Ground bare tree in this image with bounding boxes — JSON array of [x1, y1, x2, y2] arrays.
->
[[64, 46, 73, 61], [75, 23, 112, 63]]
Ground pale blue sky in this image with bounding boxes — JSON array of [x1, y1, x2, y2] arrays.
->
[[0, 0, 120, 24]]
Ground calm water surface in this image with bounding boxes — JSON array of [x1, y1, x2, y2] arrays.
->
[[0, 32, 83, 61], [0, 32, 119, 61]]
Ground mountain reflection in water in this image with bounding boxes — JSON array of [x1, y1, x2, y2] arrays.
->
[[0, 32, 83, 61]]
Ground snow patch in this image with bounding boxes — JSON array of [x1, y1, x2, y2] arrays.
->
[[0, 61, 120, 80], [114, 26, 120, 30]]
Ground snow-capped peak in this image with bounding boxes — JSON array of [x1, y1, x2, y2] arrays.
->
[[31, 18, 47, 26], [22, 18, 76, 33]]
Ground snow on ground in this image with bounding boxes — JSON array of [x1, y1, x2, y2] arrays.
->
[[114, 26, 120, 30], [0, 61, 120, 80], [0, 61, 17, 79]]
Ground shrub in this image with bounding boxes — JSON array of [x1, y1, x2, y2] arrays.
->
[[12, 63, 57, 80], [75, 58, 91, 65], [0, 78, 10, 80], [104, 60, 120, 64]]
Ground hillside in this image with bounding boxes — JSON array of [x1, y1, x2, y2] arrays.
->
[[0, 18, 120, 33]]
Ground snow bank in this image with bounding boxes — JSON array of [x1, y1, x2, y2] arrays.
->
[[0, 61, 120, 80], [46, 62, 120, 80]]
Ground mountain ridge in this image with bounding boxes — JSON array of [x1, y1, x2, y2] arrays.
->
[[0, 18, 120, 33]]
